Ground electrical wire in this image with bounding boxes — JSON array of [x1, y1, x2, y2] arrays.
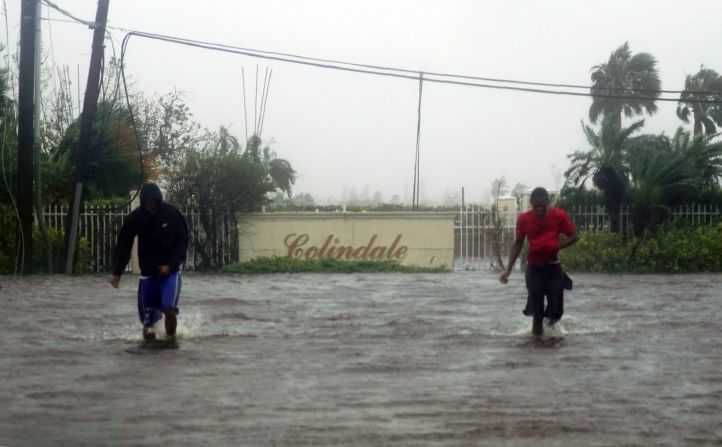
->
[[253, 65, 258, 136], [66, 29, 140, 213], [119, 30, 722, 105], [40, 0, 96, 28], [34, 2, 722, 98], [115, 29, 721, 97], [257, 67, 267, 136], [117, 31, 145, 209], [412, 73, 423, 210], [44, 5, 58, 99], [241, 67, 248, 143], [1, 0, 23, 275]]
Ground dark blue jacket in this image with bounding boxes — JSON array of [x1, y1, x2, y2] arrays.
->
[[111, 184, 188, 277]]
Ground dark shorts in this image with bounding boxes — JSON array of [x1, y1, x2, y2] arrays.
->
[[523, 263, 570, 322], [137, 271, 182, 327]]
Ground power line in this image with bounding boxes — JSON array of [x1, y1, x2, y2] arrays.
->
[[39, 16, 80, 25], [412, 73, 423, 210], [117, 31, 145, 208], [37, 3, 722, 99], [241, 67, 248, 142], [118, 30, 722, 105], [1, 0, 24, 276], [115, 29, 721, 97], [32, 0, 722, 98], [40, 0, 96, 28]]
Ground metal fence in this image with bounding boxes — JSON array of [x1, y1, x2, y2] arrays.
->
[[454, 204, 722, 269], [44, 204, 129, 273], [567, 204, 722, 236], [454, 204, 516, 270], [43, 204, 238, 273], [185, 209, 238, 271], [4, 202, 720, 273]]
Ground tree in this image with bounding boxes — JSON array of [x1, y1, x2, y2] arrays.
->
[[510, 182, 527, 198], [511, 182, 528, 211], [137, 89, 201, 173], [668, 128, 722, 191], [166, 127, 275, 269], [565, 116, 644, 232], [0, 44, 18, 204], [94, 60, 202, 176], [676, 66, 722, 136], [269, 191, 316, 209], [490, 177, 508, 202], [43, 102, 143, 203], [166, 127, 297, 268], [626, 136, 698, 236], [589, 42, 661, 129], [443, 189, 460, 207], [246, 134, 297, 197]]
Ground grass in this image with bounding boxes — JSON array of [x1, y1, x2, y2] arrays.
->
[[222, 256, 448, 274]]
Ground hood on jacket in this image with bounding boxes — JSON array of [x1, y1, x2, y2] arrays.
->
[[139, 183, 163, 211]]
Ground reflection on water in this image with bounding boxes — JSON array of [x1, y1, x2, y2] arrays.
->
[[1, 272, 721, 446]]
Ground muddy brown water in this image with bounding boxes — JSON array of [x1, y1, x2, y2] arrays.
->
[[1, 272, 721, 446]]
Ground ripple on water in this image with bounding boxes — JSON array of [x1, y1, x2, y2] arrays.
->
[[1, 272, 721, 446]]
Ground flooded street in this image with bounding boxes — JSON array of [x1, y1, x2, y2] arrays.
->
[[1, 272, 721, 446]]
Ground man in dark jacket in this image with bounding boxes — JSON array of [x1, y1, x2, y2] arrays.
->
[[110, 183, 188, 341]]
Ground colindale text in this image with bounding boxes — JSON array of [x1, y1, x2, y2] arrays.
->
[[284, 234, 408, 260]]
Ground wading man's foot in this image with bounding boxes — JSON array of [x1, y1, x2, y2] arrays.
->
[[532, 316, 543, 337], [164, 335, 179, 349], [142, 326, 156, 341], [544, 317, 559, 327]]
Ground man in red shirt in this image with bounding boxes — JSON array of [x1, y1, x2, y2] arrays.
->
[[499, 187, 579, 336]]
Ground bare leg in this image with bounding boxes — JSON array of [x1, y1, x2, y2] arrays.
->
[[163, 308, 177, 338], [532, 315, 543, 336]]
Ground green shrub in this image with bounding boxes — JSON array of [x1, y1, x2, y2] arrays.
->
[[562, 223, 722, 273], [222, 256, 448, 274], [0, 225, 92, 274]]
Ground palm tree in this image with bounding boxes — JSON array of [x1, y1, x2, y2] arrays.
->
[[215, 126, 240, 154], [245, 134, 296, 197], [668, 127, 722, 191], [625, 138, 698, 236], [564, 115, 644, 232], [676, 66, 722, 136], [44, 102, 143, 203], [589, 42, 661, 129]]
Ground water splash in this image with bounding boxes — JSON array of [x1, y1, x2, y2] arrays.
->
[[77, 308, 260, 342]]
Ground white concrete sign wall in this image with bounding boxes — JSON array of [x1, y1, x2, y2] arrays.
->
[[237, 212, 456, 270]]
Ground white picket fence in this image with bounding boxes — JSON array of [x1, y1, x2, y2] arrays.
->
[[42, 204, 237, 273], [454, 204, 722, 270], [5, 202, 719, 273]]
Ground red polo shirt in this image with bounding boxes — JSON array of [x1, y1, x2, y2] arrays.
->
[[515, 207, 576, 265]]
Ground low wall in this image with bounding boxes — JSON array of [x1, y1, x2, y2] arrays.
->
[[237, 212, 456, 270]]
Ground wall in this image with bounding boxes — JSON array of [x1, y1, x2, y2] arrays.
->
[[237, 212, 456, 270]]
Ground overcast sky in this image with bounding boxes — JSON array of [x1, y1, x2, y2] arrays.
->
[[5, 0, 722, 204]]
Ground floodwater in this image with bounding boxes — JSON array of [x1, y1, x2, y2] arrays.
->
[[1, 272, 721, 447]]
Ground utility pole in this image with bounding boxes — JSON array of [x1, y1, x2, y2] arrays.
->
[[34, 0, 52, 273], [17, 0, 38, 274], [64, 0, 110, 274]]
